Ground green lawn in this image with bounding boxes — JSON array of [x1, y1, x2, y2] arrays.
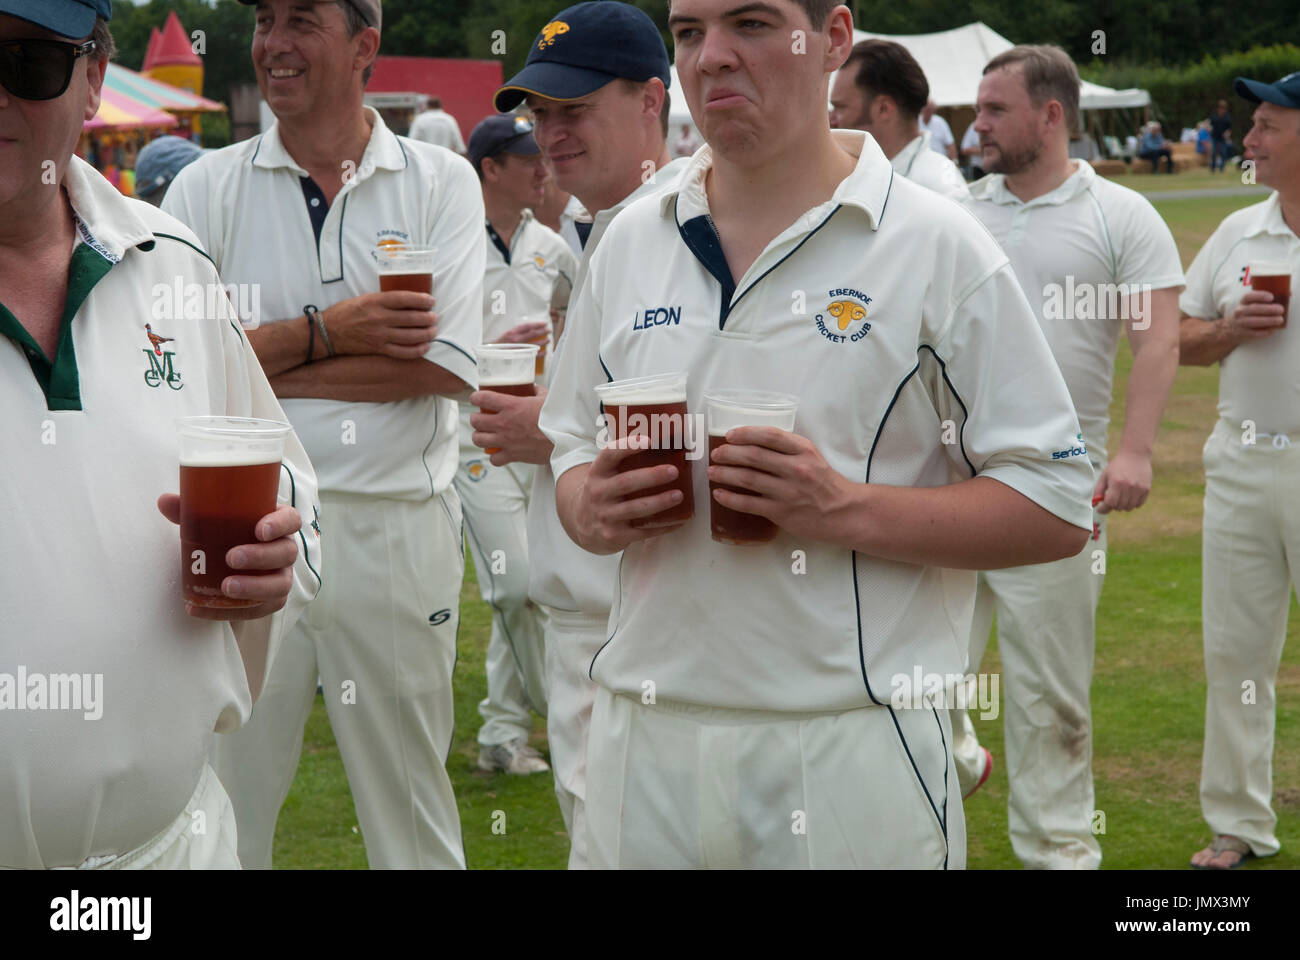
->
[[274, 189, 1299, 869]]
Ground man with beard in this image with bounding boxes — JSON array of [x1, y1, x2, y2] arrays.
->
[[955, 44, 1183, 868]]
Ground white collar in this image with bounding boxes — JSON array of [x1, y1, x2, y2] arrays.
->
[[252, 106, 408, 182], [660, 130, 892, 231]]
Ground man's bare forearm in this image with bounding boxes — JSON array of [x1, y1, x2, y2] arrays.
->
[[270, 356, 468, 402], [247, 315, 321, 378], [833, 476, 1087, 569], [1179, 314, 1238, 366], [1118, 337, 1178, 457]]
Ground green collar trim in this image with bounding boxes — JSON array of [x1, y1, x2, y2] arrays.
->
[[0, 242, 114, 412]]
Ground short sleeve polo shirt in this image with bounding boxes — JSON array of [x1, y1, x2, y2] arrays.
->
[[969, 160, 1185, 459], [1180, 192, 1300, 435], [539, 131, 1094, 713], [164, 108, 485, 500]]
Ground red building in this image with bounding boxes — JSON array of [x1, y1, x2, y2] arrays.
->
[[367, 57, 505, 140]]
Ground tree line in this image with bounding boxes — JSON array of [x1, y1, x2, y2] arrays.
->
[[107, 0, 1297, 112]]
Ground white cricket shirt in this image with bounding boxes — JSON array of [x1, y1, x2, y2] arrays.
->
[[409, 108, 466, 153], [1180, 192, 1300, 435], [968, 160, 1185, 459], [481, 210, 577, 344], [164, 108, 484, 501], [0, 158, 321, 868], [460, 211, 577, 452], [540, 131, 1094, 713], [527, 157, 693, 615], [892, 131, 970, 203]]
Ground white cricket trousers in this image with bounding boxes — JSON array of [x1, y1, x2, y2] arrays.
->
[[584, 688, 965, 869], [57, 765, 240, 870], [213, 491, 466, 869], [453, 431, 547, 745], [951, 516, 1106, 870], [1200, 418, 1299, 857], [541, 606, 607, 869]]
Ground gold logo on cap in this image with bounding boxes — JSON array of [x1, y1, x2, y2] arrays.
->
[[539, 21, 569, 49]]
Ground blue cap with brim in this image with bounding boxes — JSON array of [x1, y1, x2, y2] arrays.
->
[[135, 135, 206, 200], [467, 114, 540, 168], [1235, 72, 1300, 110], [0, 0, 111, 38], [494, 1, 670, 113]]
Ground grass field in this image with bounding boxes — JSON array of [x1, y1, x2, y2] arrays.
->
[[274, 188, 1299, 870]]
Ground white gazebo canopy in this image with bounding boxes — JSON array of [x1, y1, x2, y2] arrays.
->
[[667, 21, 1149, 128]]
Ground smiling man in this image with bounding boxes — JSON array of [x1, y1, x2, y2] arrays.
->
[[482, 1, 691, 868], [164, 0, 484, 870], [0, 0, 319, 869], [1179, 71, 1300, 871], [539, 0, 1095, 869]]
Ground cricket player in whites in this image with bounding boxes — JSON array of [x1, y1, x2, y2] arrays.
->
[[541, 0, 1095, 869], [166, 0, 484, 869], [459, 114, 576, 774], [1, 0, 319, 869], [955, 45, 1183, 868], [476, 1, 692, 867], [1180, 71, 1300, 870], [829, 39, 969, 203]]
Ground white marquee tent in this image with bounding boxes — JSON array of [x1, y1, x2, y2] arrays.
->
[[667, 22, 1149, 128]]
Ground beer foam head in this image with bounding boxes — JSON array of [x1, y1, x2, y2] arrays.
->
[[594, 372, 688, 407], [705, 390, 799, 434], [1250, 260, 1291, 277], [180, 450, 283, 468], [479, 375, 535, 387], [477, 343, 537, 383]]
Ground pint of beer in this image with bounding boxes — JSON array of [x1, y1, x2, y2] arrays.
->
[[377, 246, 436, 294], [594, 372, 695, 529], [1250, 261, 1292, 327], [476, 343, 539, 455], [176, 417, 291, 609], [705, 390, 799, 545]]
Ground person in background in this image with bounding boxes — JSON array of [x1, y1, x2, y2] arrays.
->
[[134, 134, 206, 206], [459, 113, 576, 777], [409, 94, 466, 154], [1068, 128, 1099, 163], [960, 119, 983, 179], [1180, 70, 1300, 870], [672, 122, 699, 157], [1209, 98, 1233, 173], [166, 0, 483, 870], [828, 39, 968, 202], [920, 97, 957, 161], [1139, 121, 1175, 173]]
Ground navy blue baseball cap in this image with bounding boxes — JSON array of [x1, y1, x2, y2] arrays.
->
[[467, 114, 540, 167], [1235, 71, 1300, 109], [0, 0, 111, 37], [494, 2, 670, 113]]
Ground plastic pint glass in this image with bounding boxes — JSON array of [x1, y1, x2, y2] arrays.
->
[[377, 246, 436, 294], [1249, 261, 1291, 326], [705, 390, 799, 544], [476, 343, 539, 455], [176, 417, 291, 608], [594, 372, 695, 529]]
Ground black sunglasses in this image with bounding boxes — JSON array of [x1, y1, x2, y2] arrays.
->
[[0, 38, 97, 102]]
